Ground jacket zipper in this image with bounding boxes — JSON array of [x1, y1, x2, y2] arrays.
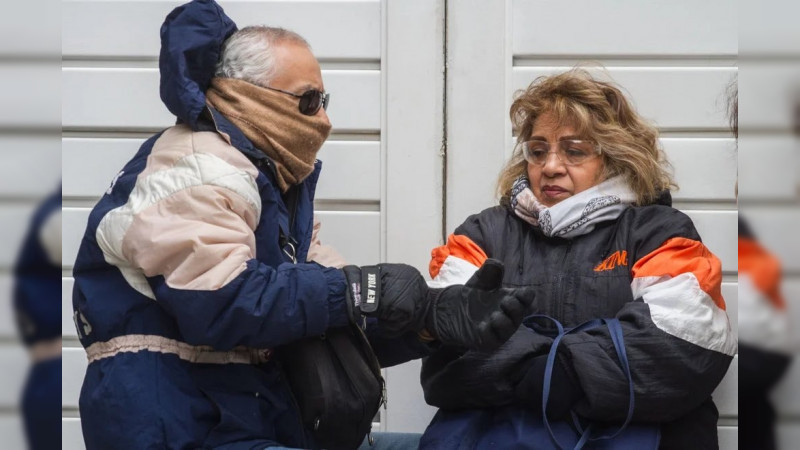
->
[[518, 226, 530, 276], [556, 239, 573, 320]]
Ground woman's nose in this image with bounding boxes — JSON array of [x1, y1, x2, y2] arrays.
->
[[542, 151, 566, 175]]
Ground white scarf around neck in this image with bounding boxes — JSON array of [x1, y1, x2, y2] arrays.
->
[[510, 176, 637, 238]]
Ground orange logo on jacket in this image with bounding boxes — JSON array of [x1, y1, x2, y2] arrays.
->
[[594, 250, 628, 272]]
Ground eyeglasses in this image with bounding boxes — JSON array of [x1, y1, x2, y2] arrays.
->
[[263, 86, 330, 116], [521, 139, 601, 166]]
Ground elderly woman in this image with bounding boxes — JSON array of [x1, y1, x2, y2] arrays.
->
[[419, 69, 736, 449]]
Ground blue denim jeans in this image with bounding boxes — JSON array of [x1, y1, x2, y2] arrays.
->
[[358, 432, 421, 450], [267, 431, 422, 450]]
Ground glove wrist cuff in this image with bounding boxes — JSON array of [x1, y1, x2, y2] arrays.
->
[[422, 287, 445, 336], [342, 266, 364, 325], [357, 266, 381, 314]]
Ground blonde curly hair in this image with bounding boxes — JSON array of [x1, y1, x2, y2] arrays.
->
[[497, 68, 675, 206]]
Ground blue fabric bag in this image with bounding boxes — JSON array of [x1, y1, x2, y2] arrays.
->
[[420, 316, 660, 449], [535, 315, 660, 449]]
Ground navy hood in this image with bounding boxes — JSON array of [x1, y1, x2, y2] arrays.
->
[[159, 0, 237, 129]]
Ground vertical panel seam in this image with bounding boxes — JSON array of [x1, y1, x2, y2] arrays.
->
[[440, 0, 448, 243]]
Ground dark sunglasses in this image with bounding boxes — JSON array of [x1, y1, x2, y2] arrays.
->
[[263, 85, 330, 116]]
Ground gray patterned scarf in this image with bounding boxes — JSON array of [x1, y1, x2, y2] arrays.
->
[[510, 176, 637, 238]]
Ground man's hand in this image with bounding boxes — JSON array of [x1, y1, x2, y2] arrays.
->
[[424, 259, 535, 351], [342, 263, 428, 336]]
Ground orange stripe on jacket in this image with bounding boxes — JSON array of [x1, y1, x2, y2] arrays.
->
[[631, 237, 725, 310], [429, 234, 488, 278], [739, 237, 786, 310]]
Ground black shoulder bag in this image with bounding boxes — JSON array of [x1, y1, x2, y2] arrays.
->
[[276, 325, 385, 450], [275, 187, 385, 450]]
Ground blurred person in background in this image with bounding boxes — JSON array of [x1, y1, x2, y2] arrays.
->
[[418, 69, 736, 449], [69, 0, 532, 448], [12, 184, 61, 450], [735, 78, 793, 450]]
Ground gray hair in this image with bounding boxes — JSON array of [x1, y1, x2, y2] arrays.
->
[[215, 26, 310, 86]]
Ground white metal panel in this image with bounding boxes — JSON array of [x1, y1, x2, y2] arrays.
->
[[0, 0, 59, 57], [63, 0, 380, 60], [313, 211, 380, 266], [315, 142, 381, 201], [717, 426, 737, 450], [63, 347, 86, 410], [741, 0, 800, 55], [323, 71, 381, 132], [0, 137, 61, 198], [738, 135, 800, 201], [779, 423, 800, 450], [0, 64, 60, 128], [445, 0, 512, 233], [0, 346, 28, 408], [368, 0, 445, 433], [63, 418, 86, 450], [62, 68, 170, 129], [62, 68, 380, 131], [712, 355, 738, 419], [0, 204, 37, 270], [0, 416, 26, 450], [739, 61, 800, 130], [512, 0, 736, 57], [512, 68, 737, 130], [682, 210, 737, 273], [0, 274, 15, 338], [62, 138, 380, 201], [665, 139, 737, 202]]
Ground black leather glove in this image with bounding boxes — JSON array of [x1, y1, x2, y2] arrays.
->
[[515, 353, 584, 420], [342, 263, 429, 336], [423, 259, 535, 352]]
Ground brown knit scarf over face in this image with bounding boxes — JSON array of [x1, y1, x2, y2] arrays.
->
[[206, 77, 332, 192]]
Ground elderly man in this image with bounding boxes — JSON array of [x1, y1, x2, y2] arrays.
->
[[72, 0, 532, 448]]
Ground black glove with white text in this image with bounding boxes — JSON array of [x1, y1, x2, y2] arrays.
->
[[342, 263, 429, 337], [342, 259, 534, 352]]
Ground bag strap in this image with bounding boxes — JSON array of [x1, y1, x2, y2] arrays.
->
[[572, 318, 635, 443], [278, 186, 300, 264], [536, 316, 636, 450]]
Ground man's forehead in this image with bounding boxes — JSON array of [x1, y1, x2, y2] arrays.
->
[[266, 39, 324, 92]]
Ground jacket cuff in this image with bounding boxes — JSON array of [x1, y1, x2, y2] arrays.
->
[[322, 266, 350, 329]]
